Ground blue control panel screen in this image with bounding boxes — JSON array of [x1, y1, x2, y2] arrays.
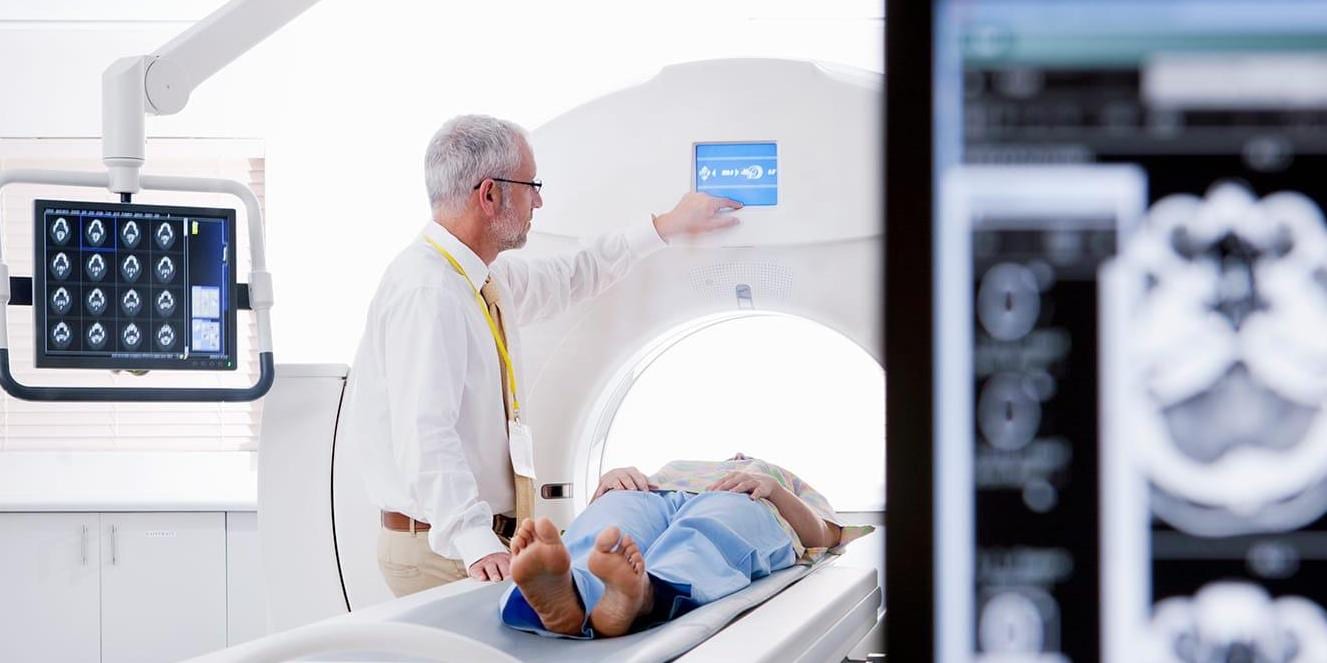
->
[[694, 142, 778, 206], [33, 199, 237, 371]]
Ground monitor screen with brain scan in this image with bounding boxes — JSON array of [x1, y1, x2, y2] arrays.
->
[[34, 199, 237, 371], [694, 141, 778, 206], [927, 1, 1327, 660]]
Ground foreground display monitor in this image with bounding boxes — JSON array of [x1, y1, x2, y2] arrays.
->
[[33, 199, 237, 371], [915, 1, 1327, 660]]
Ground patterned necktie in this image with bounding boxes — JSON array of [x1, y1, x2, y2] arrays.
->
[[479, 277, 534, 525]]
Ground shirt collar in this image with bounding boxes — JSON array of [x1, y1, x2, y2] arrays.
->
[[421, 221, 490, 292]]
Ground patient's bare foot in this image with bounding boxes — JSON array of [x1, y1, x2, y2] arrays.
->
[[510, 517, 584, 635], [588, 526, 654, 637]]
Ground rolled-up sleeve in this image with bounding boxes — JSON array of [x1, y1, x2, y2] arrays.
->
[[496, 217, 667, 325], [381, 286, 505, 569]]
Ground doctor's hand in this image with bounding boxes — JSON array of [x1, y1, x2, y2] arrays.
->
[[592, 466, 656, 501], [468, 551, 511, 582], [707, 471, 783, 501], [653, 192, 742, 242]]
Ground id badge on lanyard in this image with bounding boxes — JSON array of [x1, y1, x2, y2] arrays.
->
[[509, 420, 537, 479]]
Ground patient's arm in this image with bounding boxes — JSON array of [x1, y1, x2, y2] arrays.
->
[[707, 471, 842, 549]]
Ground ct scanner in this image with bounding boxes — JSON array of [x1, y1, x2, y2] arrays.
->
[[205, 58, 883, 661]]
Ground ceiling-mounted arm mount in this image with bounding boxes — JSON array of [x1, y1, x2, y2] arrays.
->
[[102, 0, 322, 195]]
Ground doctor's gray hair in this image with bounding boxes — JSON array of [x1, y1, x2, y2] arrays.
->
[[425, 115, 529, 215]]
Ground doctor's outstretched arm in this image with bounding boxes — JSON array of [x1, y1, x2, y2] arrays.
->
[[494, 192, 742, 326]]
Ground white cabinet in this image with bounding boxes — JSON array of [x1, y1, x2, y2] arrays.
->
[[100, 512, 228, 663], [0, 513, 101, 663], [0, 511, 259, 663], [225, 511, 268, 645]]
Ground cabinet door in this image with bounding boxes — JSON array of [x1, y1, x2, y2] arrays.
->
[[100, 512, 227, 663], [0, 513, 101, 663], [225, 511, 268, 645]]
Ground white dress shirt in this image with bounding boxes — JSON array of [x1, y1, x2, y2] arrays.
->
[[342, 219, 666, 568]]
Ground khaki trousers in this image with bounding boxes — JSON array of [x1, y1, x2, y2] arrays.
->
[[376, 526, 511, 597]]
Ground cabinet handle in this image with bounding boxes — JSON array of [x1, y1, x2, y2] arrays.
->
[[81, 525, 88, 566], [110, 525, 117, 565]]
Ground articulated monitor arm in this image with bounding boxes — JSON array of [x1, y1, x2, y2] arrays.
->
[[102, 0, 322, 194]]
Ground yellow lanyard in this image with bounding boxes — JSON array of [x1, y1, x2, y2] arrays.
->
[[423, 236, 521, 419]]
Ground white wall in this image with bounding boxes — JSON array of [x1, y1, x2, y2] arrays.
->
[[0, 0, 883, 364]]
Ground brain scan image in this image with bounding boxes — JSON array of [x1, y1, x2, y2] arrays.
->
[[86, 322, 107, 350], [49, 217, 71, 245], [85, 288, 107, 316], [50, 287, 71, 315], [155, 255, 175, 283], [155, 221, 176, 250], [121, 288, 142, 316], [1146, 583, 1327, 662], [50, 321, 72, 349], [121, 255, 142, 283], [85, 253, 107, 282], [85, 219, 107, 247], [156, 323, 176, 350], [121, 220, 141, 248], [156, 290, 177, 316], [49, 252, 71, 280], [1113, 182, 1327, 536], [121, 323, 142, 349]]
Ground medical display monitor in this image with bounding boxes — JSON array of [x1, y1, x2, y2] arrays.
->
[[33, 199, 237, 371], [929, 1, 1327, 661], [694, 141, 778, 206]]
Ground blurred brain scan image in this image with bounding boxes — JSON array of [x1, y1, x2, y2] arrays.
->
[[121, 255, 142, 283], [50, 252, 70, 280], [85, 218, 106, 246], [155, 255, 175, 283], [121, 288, 142, 316], [121, 323, 142, 349], [86, 322, 107, 350], [50, 321, 72, 349], [156, 290, 177, 316], [50, 287, 71, 315], [120, 220, 141, 248], [85, 253, 107, 282], [49, 217, 70, 245], [1146, 583, 1327, 663], [155, 221, 175, 249], [978, 588, 1066, 661], [85, 288, 107, 316], [1115, 182, 1327, 536], [156, 323, 176, 350]]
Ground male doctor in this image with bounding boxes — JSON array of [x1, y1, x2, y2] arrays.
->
[[342, 114, 741, 596]]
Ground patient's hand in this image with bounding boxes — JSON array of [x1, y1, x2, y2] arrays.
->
[[707, 470, 782, 500], [593, 467, 656, 501]]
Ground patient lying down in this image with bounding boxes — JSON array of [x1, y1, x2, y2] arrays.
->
[[498, 454, 870, 639]]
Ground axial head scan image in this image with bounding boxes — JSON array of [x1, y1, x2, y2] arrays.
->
[[49, 217, 71, 245], [1113, 182, 1327, 536], [85, 288, 107, 316], [49, 252, 71, 280], [156, 290, 177, 316], [121, 288, 142, 316], [1146, 582, 1327, 663], [120, 220, 141, 248], [50, 287, 71, 315], [85, 253, 107, 282], [84, 218, 107, 247], [155, 221, 176, 250], [155, 255, 175, 283], [121, 255, 142, 283], [121, 322, 142, 349], [50, 321, 72, 349], [86, 322, 107, 350], [157, 323, 176, 350]]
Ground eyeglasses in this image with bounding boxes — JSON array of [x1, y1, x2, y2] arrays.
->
[[473, 177, 543, 193]]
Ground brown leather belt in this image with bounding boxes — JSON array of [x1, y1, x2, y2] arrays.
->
[[381, 511, 516, 538]]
